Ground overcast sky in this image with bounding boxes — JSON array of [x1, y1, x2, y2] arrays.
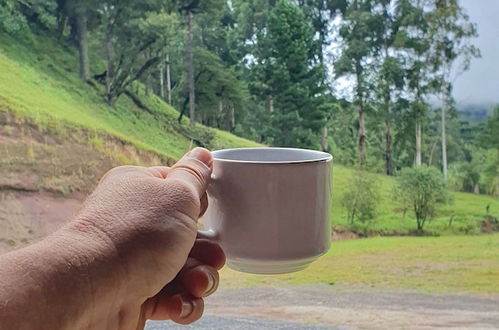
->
[[453, 0, 499, 105]]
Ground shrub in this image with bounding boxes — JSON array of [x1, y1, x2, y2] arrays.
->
[[394, 165, 449, 232], [341, 171, 380, 224]]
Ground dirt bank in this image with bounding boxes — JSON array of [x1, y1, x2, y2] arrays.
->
[[0, 110, 173, 252]]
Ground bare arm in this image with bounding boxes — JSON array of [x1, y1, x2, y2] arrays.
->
[[0, 148, 225, 330]]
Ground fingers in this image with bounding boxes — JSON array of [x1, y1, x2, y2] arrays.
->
[[180, 264, 219, 298], [166, 148, 213, 199], [145, 292, 204, 324], [189, 239, 226, 270]]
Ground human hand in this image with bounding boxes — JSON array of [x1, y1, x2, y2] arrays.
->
[[59, 147, 225, 328]]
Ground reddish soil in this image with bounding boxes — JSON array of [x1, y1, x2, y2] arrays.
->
[[0, 191, 82, 252], [0, 110, 173, 252]]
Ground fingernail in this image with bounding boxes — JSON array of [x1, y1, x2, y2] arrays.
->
[[203, 272, 218, 297], [179, 295, 194, 319], [189, 147, 213, 167]]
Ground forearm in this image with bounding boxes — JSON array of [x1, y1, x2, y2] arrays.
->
[[0, 228, 125, 330]]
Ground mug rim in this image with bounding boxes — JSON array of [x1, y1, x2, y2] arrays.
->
[[211, 147, 333, 164]]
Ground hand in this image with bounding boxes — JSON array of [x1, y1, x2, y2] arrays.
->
[[60, 147, 225, 328]]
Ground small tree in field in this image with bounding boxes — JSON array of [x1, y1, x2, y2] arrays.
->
[[341, 171, 380, 224], [394, 165, 449, 232]]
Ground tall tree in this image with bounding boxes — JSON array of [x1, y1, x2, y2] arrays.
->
[[374, 0, 405, 175], [427, 0, 479, 179], [99, 2, 180, 104], [73, 0, 89, 81], [335, 0, 384, 166], [394, 0, 432, 167], [175, 0, 225, 127], [56, 0, 95, 81], [296, 0, 347, 151]]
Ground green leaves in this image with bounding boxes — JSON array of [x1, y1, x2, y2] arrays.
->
[[394, 165, 450, 231]]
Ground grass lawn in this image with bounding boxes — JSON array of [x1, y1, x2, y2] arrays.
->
[[220, 234, 499, 294]]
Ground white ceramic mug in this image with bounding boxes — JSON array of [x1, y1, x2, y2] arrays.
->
[[199, 147, 332, 274]]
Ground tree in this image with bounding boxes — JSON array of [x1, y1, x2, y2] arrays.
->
[[296, 0, 347, 150], [394, 165, 449, 232], [175, 0, 225, 127], [480, 106, 499, 150], [374, 0, 405, 175], [98, 1, 180, 104], [341, 171, 380, 224], [427, 0, 479, 180], [394, 0, 433, 167], [263, 0, 332, 148], [0, 0, 28, 33], [335, 0, 384, 166]]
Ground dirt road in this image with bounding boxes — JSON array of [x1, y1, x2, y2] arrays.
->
[[195, 284, 499, 329]]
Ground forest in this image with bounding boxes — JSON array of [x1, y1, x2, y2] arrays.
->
[[0, 0, 497, 198]]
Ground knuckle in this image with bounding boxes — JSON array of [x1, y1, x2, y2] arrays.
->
[[173, 162, 207, 186], [101, 165, 141, 182], [168, 179, 201, 209]]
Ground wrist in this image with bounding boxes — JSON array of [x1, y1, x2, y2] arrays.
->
[[0, 230, 102, 329]]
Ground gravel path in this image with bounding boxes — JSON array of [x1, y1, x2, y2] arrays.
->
[[147, 284, 499, 329], [146, 315, 337, 329]]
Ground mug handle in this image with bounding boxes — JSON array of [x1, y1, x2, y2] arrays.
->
[[197, 174, 219, 240], [197, 229, 218, 240]]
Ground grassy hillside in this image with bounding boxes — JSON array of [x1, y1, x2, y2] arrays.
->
[[0, 32, 260, 161], [0, 31, 497, 236], [331, 166, 499, 236], [221, 234, 499, 294]]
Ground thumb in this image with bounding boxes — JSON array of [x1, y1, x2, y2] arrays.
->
[[167, 148, 213, 198]]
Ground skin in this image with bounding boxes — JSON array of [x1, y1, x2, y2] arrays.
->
[[0, 147, 225, 329]]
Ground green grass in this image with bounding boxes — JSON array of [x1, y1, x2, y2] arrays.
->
[[221, 234, 499, 293], [331, 166, 499, 235], [0, 32, 260, 160]]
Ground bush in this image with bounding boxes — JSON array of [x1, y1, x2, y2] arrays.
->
[[341, 171, 380, 224], [394, 165, 449, 232]]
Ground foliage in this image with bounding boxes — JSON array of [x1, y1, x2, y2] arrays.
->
[[341, 171, 380, 224], [480, 106, 499, 149], [0, 0, 494, 199], [0, 0, 28, 33], [394, 165, 450, 231]]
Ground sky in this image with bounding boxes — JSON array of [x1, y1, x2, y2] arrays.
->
[[449, 0, 499, 105]]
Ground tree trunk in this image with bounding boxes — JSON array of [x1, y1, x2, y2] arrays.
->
[[218, 100, 223, 128], [415, 121, 422, 166], [384, 96, 393, 175], [268, 95, 274, 113], [105, 27, 115, 105], [320, 125, 328, 152], [166, 53, 172, 105], [428, 139, 438, 166], [228, 103, 235, 132], [441, 96, 448, 180], [75, 6, 89, 81], [385, 119, 393, 175], [159, 63, 165, 99], [358, 102, 367, 167], [187, 10, 195, 128], [356, 68, 367, 167]]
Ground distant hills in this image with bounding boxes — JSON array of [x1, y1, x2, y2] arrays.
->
[[457, 103, 494, 123]]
